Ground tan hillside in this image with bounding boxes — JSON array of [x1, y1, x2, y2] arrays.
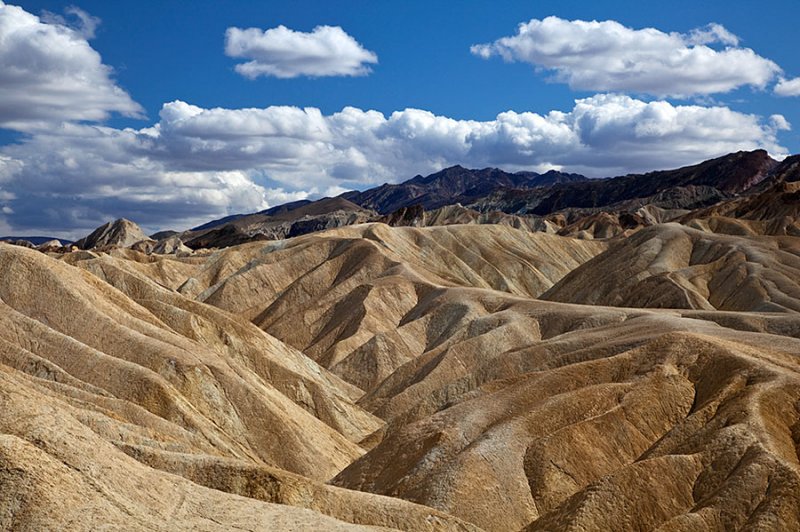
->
[[0, 244, 375, 475], [179, 223, 605, 389], [2, 217, 800, 531], [0, 363, 434, 531], [542, 223, 800, 312], [0, 241, 481, 531], [333, 299, 800, 531]]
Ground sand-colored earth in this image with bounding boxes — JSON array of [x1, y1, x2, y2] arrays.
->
[[1, 221, 799, 530]]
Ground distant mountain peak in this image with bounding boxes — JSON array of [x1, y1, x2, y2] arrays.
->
[[74, 218, 152, 250]]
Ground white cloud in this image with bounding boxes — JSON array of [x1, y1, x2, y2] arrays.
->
[[471, 17, 781, 97], [0, 124, 272, 236], [770, 114, 791, 131], [146, 95, 788, 182], [0, 94, 788, 235], [0, 1, 142, 132], [775, 77, 800, 97], [261, 187, 311, 205], [225, 24, 378, 79], [41, 5, 101, 39], [686, 23, 739, 46], [0, 3, 791, 238], [0, 154, 21, 183]]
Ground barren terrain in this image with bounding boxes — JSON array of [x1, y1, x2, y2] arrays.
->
[[2, 153, 800, 530]]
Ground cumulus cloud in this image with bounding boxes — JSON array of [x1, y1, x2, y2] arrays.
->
[[686, 23, 739, 46], [471, 17, 781, 97], [0, 94, 788, 236], [145, 95, 788, 181], [775, 77, 800, 97], [224, 24, 378, 79], [0, 1, 142, 132], [0, 125, 274, 237]]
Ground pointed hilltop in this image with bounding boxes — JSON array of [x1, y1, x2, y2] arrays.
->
[[74, 218, 152, 250]]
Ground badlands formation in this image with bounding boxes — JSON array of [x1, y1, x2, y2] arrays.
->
[[2, 152, 800, 530]]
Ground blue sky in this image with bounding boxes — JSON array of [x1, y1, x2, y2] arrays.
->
[[0, 0, 798, 236]]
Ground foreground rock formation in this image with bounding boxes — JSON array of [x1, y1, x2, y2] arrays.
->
[[2, 214, 799, 530]]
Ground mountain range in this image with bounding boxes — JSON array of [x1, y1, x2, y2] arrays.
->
[[3, 149, 793, 249], [156, 149, 800, 248], [344, 149, 778, 215], [340, 166, 587, 213]]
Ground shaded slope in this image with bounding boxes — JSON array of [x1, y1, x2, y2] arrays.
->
[[183, 197, 376, 249], [681, 180, 800, 236]]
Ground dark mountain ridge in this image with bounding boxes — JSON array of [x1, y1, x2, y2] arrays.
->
[[337, 150, 777, 218], [190, 197, 359, 232], [182, 197, 374, 249], [341, 165, 587, 214], [458, 150, 776, 215]]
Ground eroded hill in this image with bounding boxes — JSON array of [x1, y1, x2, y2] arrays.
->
[[3, 166, 800, 532]]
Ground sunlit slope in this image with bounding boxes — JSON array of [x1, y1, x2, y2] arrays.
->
[[542, 223, 800, 312]]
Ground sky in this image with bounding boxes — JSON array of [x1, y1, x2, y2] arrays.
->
[[0, 0, 798, 238]]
